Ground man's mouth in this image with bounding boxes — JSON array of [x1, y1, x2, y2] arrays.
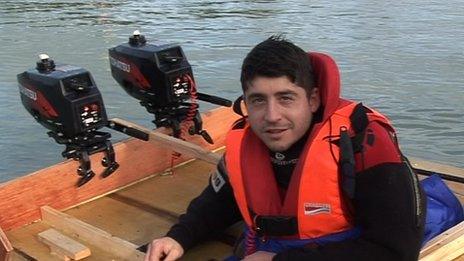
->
[[264, 128, 287, 138], [266, 129, 286, 133]]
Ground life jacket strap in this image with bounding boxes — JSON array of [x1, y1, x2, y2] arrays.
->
[[349, 103, 370, 134], [339, 126, 356, 199], [340, 103, 370, 199], [349, 103, 370, 152], [254, 215, 298, 237]]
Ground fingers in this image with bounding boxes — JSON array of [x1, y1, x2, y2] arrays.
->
[[164, 248, 182, 261], [146, 239, 166, 261], [144, 237, 184, 261], [151, 240, 166, 260]]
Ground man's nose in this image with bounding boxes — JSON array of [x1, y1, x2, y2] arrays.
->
[[264, 101, 282, 122]]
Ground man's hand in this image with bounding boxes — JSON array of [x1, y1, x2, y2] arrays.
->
[[242, 251, 276, 261], [144, 237, 184, 261]]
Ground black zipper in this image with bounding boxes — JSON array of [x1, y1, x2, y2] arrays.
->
[[403, 156, 422, 227]]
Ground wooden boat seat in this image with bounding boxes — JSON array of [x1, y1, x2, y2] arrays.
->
[[37, 228, 91, 260]]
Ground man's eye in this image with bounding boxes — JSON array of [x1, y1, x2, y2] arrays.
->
[[251, 98, 265, 104], [280, 96, 294, 102]]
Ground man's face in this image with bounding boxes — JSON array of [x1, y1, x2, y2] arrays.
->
[[244, 76, 320, 152]]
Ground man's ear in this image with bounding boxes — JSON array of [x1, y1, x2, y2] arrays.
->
[[309, 88, 320, 113], [242, 96, 249, 116]]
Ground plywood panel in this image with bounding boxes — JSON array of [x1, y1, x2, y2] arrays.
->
[[65, 196, 175, 246], [41, 206, 144, 260], [114, 159, 216, 216], [62, 159, 217, 247]]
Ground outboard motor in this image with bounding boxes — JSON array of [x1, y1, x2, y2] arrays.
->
[[17, 54, 119, 186], [109, 30, 232, 142]]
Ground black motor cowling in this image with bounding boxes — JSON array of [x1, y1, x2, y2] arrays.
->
[[17, 54, 108, 137], [108, 31, 231, 142], [17, 54, 118, 187], [109, 30, 193, 109]]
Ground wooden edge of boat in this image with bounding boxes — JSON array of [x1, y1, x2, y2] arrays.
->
[[410, 157, 464, 180], [0, 106, 463, 260], [419, 221, 464, 260], [0, 227, 13, 260], [0, 106, 239, 232]]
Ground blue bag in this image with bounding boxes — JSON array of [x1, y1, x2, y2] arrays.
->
[[421, 174, 464, 244]]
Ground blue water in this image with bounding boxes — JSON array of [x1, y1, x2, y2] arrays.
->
[[0, 0, 463, 182]]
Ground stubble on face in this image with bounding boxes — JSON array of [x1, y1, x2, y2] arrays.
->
[[244, 76, 319, 152]]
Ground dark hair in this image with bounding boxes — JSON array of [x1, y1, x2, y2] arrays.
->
[[240, 35, 315, 94]]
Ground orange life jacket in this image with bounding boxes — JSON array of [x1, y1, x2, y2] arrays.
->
[[225, 101, 393, 239]]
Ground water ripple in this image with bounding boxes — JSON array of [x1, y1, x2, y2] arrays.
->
[[1, 0, 463, 181]]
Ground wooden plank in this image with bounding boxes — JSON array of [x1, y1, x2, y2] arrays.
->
[[110, 156, 241, 246], [64, 196, 175, 246], [7, 221, 68, 261], [38, 229, 91, 260], [110, 118, 222, 165], [7, 251, 30, 261], [410, 157, 464, 180], [418, 174, 464, 204], [0, 226, 13, 261], [0, 107, 240, 231], [420, 221, 464, 260], [40, 206, 145, 261], [416, 161, 464, 260], [444, 180, 464, 205], [59, 159, 236, 260], [7, 219, 121, 260], [420, 234, 464, 260], [421, 221, 464, 256], [62, 159, 221, 244]]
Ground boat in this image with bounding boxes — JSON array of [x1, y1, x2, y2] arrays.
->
[[0, 106, 463, 260]]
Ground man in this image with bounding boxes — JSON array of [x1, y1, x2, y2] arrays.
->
[[145, 36, 425, 261]]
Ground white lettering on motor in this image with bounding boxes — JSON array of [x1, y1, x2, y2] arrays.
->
[[110, 57, 131, 72], [19, 84, 37, 101]]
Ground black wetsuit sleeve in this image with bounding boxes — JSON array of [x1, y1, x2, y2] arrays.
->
[[166, 157, 242, 251], [273, 122, 426, 261]]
